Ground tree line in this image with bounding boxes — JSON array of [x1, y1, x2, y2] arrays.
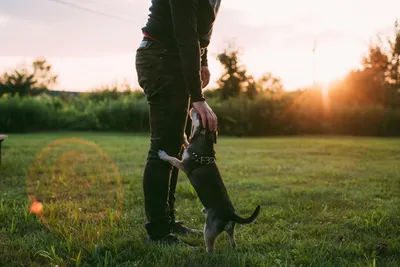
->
[[0, 21, 399, 136]]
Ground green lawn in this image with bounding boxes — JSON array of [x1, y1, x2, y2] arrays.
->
[[1, 133, 400, 267]]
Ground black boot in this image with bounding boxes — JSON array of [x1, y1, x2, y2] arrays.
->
[[169, 168, 202, 235], [171, 221, 203, 235], [146, 233, 197, 248]]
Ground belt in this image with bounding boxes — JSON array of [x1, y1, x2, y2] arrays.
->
[[143, 36, 157, 42], [142, 36, 206, 56]]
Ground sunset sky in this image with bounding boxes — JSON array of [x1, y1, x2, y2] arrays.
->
[[0, 0, 399, 92]]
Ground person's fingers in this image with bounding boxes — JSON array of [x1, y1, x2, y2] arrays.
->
[[201, 76, 208, 89], [202, 78, 209, 88], [213, 114, 217, 131], [212, 112, 218, 131], [203, 73, 209, 83], [200, 110, 207, 129], [207, 112, 213, 131], [208, 111, 216, 131], [205, 74, 210, 87], [194, 102, 217, 130]]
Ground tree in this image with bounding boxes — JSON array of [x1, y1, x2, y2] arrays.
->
[[245, 75, 258, 99], [215, 44, 286, 101], [329, 20, 400, 106], [360, 39, 390, 105], [257, 72, 284, 97], [0, 58, 58, 97], [330, 34, 391, 105], [31, 59, 58, 90], [388, 20, 400, 85], [386, 20, 400, 108], [216, 45, 248, 100]]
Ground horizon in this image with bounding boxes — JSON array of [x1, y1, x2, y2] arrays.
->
[[0, 0, 399, 92]]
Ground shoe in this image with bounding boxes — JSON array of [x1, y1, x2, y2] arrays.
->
[[146, 233, 197, 249], [171, 221, 202, 235]]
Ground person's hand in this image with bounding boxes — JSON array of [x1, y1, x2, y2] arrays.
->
[[201, 66, 210, 89], [192, 101, 218, 131]]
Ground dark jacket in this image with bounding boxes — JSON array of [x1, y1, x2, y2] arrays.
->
[[141, 0, 221, 102]]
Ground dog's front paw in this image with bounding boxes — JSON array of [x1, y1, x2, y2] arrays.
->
[[183, 134, 190, 148], [158, 150, 168, 161]]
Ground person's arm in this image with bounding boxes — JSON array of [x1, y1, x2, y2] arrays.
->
[[201, 48, 208, 67], [169, 0, 204, 102]]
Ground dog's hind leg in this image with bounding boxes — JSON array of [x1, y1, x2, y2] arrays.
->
[[204, 224, 218, 252], [158, 150, 185, 171], [226, 223, 237, 248]]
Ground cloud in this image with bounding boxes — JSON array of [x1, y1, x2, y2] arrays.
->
[[0, 14, 10, 26], [277, 30, 366, 53], [0, 0, 148, 57], [0, 1, 288, 58], [210, 7, 299, 54], [1, 0, 400, 91]]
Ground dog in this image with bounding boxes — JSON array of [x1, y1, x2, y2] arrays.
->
[[158, 108, 260, 252]]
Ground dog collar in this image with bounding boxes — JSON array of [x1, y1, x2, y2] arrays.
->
[[191, 152, 215, 165]]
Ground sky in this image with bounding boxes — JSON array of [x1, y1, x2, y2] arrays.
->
[[0, 0, 399, 92]]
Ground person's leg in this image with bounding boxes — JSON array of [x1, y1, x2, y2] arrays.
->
[[142, 97, 189, 240], [168, 119, 201, 234], [168, 119, 191, 224], [136, 39, 190, 241]]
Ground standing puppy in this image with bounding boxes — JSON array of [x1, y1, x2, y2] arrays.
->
[[158, 108, 260, 252]]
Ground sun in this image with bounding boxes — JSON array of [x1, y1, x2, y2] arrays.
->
[[313, 45, 359, 88]]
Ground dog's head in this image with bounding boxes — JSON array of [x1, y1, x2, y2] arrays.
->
[[190, 108, 217, 144], [190, 108, 202, 129]]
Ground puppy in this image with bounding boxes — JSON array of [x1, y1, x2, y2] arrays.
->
[[158, 108, 260, 252]]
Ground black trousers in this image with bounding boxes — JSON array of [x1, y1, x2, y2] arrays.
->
[[135, 37, 192, 239]]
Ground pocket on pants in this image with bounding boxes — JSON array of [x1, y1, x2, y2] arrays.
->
[[135, 41, 156, 70], [135, 42, 167, 100], [136, 54, 157, 93]]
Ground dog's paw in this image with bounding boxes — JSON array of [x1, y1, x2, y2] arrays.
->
[[183, 134, 190, 148], [158, 150, 168, 160]]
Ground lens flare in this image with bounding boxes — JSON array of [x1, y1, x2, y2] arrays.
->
[[29, 200, 43, 215]]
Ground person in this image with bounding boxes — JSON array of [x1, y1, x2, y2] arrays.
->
[[135, 0, 221, 246]]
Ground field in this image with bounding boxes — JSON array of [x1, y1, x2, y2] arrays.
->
[[1, 133, 400, 267]]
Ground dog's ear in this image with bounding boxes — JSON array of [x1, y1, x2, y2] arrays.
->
[[206, 130, 217, 144]]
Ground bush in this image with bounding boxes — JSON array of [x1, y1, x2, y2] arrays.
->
[[0, 92, 399, 136], [0, 95, 54, 132], [90, 98, 148, 132]]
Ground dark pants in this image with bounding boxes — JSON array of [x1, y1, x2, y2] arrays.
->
[[135, 38, 192, 240]]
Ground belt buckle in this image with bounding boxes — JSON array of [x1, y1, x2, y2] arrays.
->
[[139, 40, 148, 48], [200, 157, 214, 164]]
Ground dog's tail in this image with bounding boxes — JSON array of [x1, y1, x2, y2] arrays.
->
[[231, 205, 260, 224]]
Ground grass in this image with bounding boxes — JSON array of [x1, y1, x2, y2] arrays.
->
[[0, 132, 400, 267]]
